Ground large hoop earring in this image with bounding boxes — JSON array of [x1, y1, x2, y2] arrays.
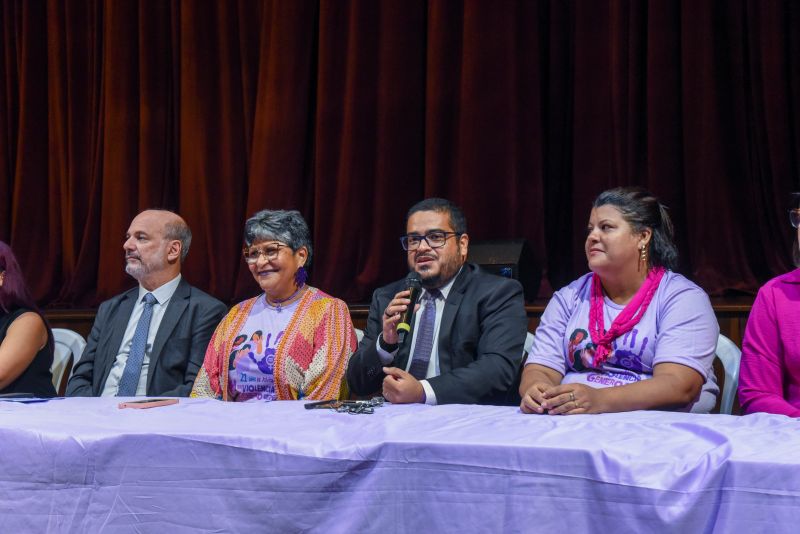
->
[[294, 266, 308, 288]]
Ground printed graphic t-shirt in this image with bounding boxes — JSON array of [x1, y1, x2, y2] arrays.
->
[[525, 271, 720, 412], [227, 296, 300, 401]]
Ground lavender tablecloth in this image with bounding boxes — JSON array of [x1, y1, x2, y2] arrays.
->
[[0, 397, 797, 533]]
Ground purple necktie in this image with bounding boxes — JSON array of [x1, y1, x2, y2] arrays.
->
[[408, 289, 441, 380]]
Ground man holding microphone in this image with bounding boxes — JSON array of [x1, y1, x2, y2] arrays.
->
[[346, 198, 527, 405]]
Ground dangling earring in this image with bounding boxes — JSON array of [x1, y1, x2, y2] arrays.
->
[[638, 245, 648, 272], [294, 266, 308, 288]]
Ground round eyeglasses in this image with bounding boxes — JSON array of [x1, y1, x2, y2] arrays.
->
[[242, 243, 289, 264]]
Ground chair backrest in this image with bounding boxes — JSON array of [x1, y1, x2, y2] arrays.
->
[[502, 332, 535, 406], [523, 331, 535, 359], [715, 334, 741, 415], [51, 328, 87, 396]]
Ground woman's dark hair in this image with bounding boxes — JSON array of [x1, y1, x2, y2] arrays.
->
[[0, 241, 37, 313], [593, 187, 679, 271]]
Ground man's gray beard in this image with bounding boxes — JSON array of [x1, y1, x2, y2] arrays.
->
[[125, 257, 166, 281], [125, 262, 146, 281]]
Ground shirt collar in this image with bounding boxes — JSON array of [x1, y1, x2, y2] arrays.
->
[[138, 273, 182, 305]]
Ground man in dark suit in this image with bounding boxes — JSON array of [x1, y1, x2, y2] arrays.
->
[[347, 198, 527, 405], [67, 210, 227, 397]]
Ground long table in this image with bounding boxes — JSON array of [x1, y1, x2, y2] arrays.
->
[[0, 397, 797, 533]]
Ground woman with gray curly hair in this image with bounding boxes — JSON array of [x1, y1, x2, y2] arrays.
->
[[192, 209, 356, 401]]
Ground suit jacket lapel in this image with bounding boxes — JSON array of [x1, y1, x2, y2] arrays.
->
[[147, 279, 190, 389], [97, 289, 138, 393], [395, 329, 414, 371], [437, 265, 472, 374], [390, 264, 474, 373]]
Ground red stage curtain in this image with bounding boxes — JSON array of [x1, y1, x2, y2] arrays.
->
[[1, 0, 798, 306]]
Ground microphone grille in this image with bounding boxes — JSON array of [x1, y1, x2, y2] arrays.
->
[[406, 271, 422, 288]]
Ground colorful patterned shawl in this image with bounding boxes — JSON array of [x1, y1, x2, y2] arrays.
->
[[191, 287, 356, 401]]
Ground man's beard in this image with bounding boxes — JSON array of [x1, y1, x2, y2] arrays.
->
[[419, 269, 443, 289], [416, 254, 462, 289], [125, 254, 166, 281]]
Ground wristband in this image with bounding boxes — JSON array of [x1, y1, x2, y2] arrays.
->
[[378, 335, 398, 353]]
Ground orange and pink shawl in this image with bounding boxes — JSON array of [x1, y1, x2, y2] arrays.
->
[[191, 287, 356, 401]]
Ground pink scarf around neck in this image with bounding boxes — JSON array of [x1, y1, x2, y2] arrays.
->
[[589, 266, 666, 367]]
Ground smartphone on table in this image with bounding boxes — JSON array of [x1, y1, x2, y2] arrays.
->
[[118, 398, 179, 409]]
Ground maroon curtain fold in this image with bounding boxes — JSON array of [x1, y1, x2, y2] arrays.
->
[[1, 0, 799, 308]]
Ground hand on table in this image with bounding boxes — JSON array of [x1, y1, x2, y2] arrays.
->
[[382, 367, 425, 404], [521, 383, 602, 415]]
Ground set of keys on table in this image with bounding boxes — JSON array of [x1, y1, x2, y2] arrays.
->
[[304, 397, 385, 414]]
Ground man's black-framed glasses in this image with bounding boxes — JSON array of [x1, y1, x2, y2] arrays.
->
[[790, 209, 800, 229], [400, 231, 461, 251]]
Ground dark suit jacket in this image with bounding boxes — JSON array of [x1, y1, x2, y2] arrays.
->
[[66, 278, 227, 397], [346, 263, 527, 404]]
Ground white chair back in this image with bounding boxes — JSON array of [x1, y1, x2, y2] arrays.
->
[[51, 328, 87, 395], [505, 332, 536, 405], [715, 334, 741, 415], [523, 331, 535, 358]]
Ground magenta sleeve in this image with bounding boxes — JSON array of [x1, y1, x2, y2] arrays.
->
[[740, 285, 800, 417]]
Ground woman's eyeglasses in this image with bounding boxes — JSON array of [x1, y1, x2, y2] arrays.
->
[[242, 244, 289, 264]]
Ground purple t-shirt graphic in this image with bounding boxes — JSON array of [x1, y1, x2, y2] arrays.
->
[[526, 271, 719, 412], [227, 297, 299, 402]]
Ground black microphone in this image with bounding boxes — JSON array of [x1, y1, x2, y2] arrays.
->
[[396, 271, 422, 344]]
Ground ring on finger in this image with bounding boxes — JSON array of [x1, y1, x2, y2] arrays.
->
[[569, 392, 575, 402]]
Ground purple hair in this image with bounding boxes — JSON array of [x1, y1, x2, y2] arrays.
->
[[0, 241, 37, 313]]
